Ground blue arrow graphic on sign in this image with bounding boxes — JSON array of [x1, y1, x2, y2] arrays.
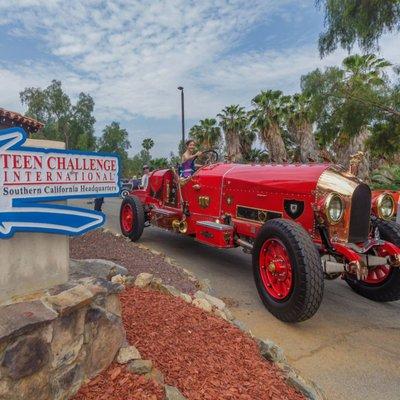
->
[[0, 127, 120, 239], [0, 205, 104, 238]]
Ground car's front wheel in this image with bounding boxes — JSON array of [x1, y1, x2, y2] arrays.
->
[[252, 219, 324, 322], [345, 219, 400, 302], [120, 196, 144, 241]]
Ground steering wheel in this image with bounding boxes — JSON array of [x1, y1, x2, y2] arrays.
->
[[195, 149, 219, 165]]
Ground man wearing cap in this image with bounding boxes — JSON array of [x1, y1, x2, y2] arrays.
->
[[140, 165, 150, 189]]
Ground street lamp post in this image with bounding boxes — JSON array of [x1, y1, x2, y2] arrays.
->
[[177, 86, 185, 146]]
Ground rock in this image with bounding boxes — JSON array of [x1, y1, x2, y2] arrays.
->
[[194, 291, 226, 310], [128, 359, 152, 375], [232, 319, 248, 332], [198, 278, 212, 293], [286, 369, 326, 400], [2, 335, 50, 379], [146, 368, 164, 384], [116, 345, 141, 364], [164, 256, 174, 265], [52, 335, 83, 369], [162, 284, 181, 297], [45, 285, 94, 316], [134, 273, 154, 288], [165, 385, 187, 400], [213, 308, 228, 321], [111, 274, 127, 285], [93, 277, 125, 295], [70, 259, 128, 280], [150, 277, 163, 291], [52, 364, 84, 400], [192, 298, 212, 313], [105, 294, 122, 316], [0, 379, 9, 396], [80, 278, 108, 297], [223, 307, 234, 321], [179, 293, 192, 303], [0, 300, 58, 344], [86, 308, 125, 377], [124, 276, 136, 287], [14, 369, 52, 400], [256, 338, 286, 363]]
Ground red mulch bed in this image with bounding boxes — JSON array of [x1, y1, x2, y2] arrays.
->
[[72, 363, 164, 400], [70, 230, 197, 294], [120, 287, 304, 400], [72, 287, 304, 399]]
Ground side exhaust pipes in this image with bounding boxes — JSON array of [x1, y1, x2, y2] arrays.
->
[[236, 238, 253, 253]]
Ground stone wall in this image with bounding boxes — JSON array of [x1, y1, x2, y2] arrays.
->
[[0, 262, 126, 400]]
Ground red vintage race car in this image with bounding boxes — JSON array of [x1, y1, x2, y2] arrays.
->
[[120, 153, 400, 322]]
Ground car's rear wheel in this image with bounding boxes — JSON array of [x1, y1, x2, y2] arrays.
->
[[345, 219, 400, 302], [252, 219, 324, 322], [120, 196, 144, 241]]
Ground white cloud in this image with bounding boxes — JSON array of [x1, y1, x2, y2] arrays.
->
[[0, 1, 399, 157], [0, 0, 295, 119]]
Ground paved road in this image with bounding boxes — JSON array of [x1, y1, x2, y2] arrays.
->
[[75, 198, 400, 400]]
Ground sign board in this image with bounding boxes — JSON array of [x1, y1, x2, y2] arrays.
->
[[0, 127, 120, 238]]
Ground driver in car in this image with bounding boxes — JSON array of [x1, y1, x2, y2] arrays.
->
[[180, 139, 202, 178]]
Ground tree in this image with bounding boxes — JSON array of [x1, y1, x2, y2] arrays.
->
[[240, 127, 257, 162], [285, 93, 319, 162], [217, 105, 247, 162], [142, 138, 154, 151], [246, 148, 269, 163], [368, 80, 400, 162], [250, 90, 288, 163], [189, 118, 221, 149], [150, 157, 169, 170], [20, 80, 96, 150], [317, 0, 400, 56], [97, 122, 131, 174], [69, 93, 96, 150], [371, 164, 400, 190], [301, 54, 393, 180]]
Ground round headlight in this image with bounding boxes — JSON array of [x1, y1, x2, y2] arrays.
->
[[325, 193, 344, 223], [377, 193, 395, 220]]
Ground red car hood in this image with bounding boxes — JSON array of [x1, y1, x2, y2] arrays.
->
[[196, 163, 331, 195]]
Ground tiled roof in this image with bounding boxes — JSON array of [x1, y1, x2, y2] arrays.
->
[[0, 107, 44, 131]]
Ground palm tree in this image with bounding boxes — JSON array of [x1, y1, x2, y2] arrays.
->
[[238, 111, 256, 162], [189, 118, 221, 149], [337, 54, 392, 180], [250, 90, 288, 163], [246, 148, 269, 163], [285, 93, 319, 162], [217, 105, 247, 162], [142, 138, 154, 151]]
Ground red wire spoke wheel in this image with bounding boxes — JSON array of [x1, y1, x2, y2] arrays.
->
[[363, 264, 391, 284], [120, 196, 145, 242], [121, 203, 134, 232], [259, 238, 293, 300]]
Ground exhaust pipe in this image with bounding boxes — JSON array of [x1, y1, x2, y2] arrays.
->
[[236, 238, 253, 252]]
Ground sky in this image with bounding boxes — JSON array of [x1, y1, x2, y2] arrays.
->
[[0, 0, 399, 157]]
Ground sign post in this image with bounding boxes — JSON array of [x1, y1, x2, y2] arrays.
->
[[0, 127, 120, 303]]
